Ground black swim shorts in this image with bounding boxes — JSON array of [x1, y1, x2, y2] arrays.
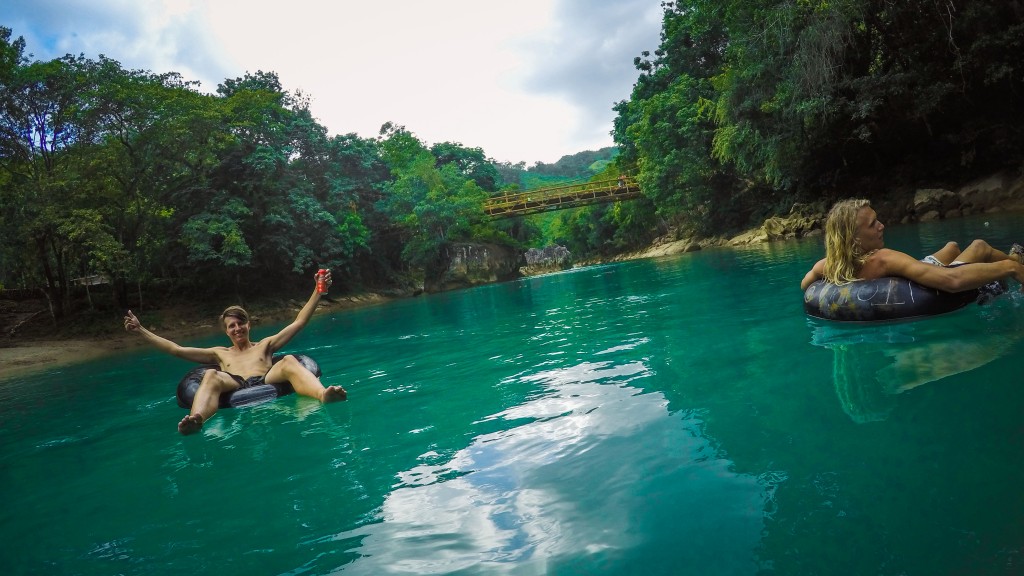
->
[[228, 374, 267, 389]]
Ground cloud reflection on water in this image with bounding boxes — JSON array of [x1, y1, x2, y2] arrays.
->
[[330, 360, 767, 575]]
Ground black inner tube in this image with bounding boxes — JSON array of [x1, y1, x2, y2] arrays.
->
[[803, 278, 978, 322], [176, 354, 321, 409]]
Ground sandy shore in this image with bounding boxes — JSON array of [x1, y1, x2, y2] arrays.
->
[[0, 293, 395, 381], [0, 336, 146, 379], [0, 324, 223, 380]]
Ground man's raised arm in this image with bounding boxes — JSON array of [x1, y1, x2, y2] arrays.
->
[[124, 310, 219, 364], [264, 270, 331, 352]]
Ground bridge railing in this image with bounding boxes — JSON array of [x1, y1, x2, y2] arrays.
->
[[484, 175, 641, 218]]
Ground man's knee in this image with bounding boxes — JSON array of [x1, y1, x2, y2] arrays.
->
[[200, 369, 236, 392], [266, 355, 315, 387], [275, 355, 312, 377]]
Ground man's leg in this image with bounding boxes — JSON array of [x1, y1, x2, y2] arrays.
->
[[266, 355, 347, 403], [180, 370, 240, 435]]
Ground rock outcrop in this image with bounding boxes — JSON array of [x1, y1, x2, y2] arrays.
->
[[729, 201, 827, 245], [425, 243, 523, 293], [904, 170, 1024, 222], [520, 245, 572, 276]]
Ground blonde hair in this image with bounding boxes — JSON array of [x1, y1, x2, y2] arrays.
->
[[220, 305, 249, 328], [823, 198, 872, 284]]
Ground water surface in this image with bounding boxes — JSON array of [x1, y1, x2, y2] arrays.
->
[[2, 213, 1024, 575]]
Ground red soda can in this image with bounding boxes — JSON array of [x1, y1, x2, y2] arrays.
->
[[317, 269, 328, 294]]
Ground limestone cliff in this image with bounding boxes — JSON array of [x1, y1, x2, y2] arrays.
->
[[425, 243, 523, 293]]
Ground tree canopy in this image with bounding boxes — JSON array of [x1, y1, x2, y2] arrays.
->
[[0, 28, 530, 318], [3, 2, 1021, 318], [612, 0, 1024, 235]]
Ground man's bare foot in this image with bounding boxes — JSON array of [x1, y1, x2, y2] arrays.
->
[[178, 413, 204, 435], [321, 385, 347, 403]]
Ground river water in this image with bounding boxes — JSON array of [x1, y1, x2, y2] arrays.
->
[[2, 213, 1024, 575]]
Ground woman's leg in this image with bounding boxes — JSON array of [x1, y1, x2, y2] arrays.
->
[[955, 239, 1016, 264], [928, 241, 961, 265]]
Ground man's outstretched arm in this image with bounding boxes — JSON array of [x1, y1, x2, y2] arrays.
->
[[124, 310, 219, 364]]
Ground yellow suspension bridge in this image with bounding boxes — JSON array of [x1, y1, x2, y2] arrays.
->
[[484, 175, 642, 219]]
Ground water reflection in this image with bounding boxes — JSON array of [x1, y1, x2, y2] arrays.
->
[[809, 294, 1024, 423], [330, 360, 769, 575]]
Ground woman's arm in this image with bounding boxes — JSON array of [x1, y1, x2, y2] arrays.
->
[[800, 258, 826, 291], [878, 249, 1024, 292]]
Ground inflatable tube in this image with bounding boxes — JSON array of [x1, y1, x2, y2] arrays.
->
[[803, 278, 978, 322], [176, 354, 321, 409]]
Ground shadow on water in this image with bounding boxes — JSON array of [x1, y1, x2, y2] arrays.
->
[[808, 291, 1024, 423]]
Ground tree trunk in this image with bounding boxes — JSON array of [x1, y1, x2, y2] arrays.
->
[[35, 235, 64, 320]]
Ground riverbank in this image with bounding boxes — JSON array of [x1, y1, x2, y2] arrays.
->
[[0, 292, 395, 380], [7, 169, 1024, 380]]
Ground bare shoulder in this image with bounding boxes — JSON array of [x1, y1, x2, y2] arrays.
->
[[871, 248, 935, 279], [859, 248, 910, 279], [875, 248, 920, 265]]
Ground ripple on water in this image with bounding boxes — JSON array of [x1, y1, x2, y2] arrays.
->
[[327, 354, 765, 574]]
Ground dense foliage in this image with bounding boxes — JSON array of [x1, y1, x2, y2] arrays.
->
[[4, 1, 1020, 319], [612, 0, 1024, 235], [0, 25, 620, 320], [0, 28, 530, 317]]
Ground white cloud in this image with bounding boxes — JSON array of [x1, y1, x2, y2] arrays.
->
[[0, 0, 662, 164]]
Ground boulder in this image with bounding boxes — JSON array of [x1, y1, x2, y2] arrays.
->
[[955, 170, 1024, 214], [520, 245, 573, 276], [912, 188, 958, 218]]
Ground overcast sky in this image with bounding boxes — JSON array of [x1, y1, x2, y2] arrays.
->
[[1, 0, 663, 165]]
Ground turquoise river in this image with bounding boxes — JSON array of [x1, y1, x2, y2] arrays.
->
[[2, 213, 1024, 575]]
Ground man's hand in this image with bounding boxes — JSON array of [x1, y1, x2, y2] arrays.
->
[[316, 269, 333, 291], [124, 310, 142, 332]]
